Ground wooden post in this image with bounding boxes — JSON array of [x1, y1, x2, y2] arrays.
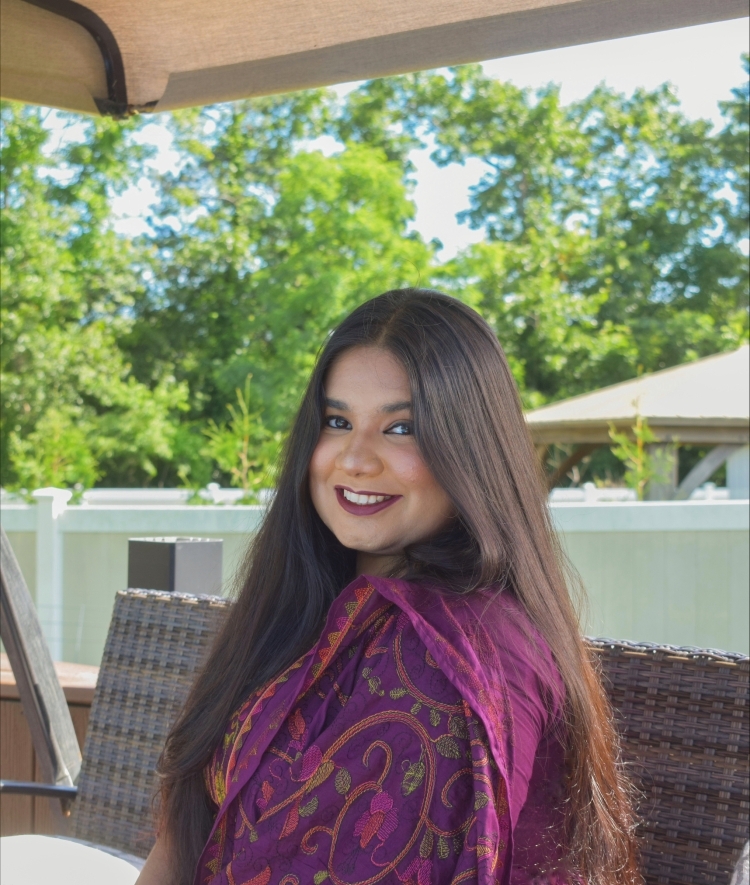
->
[[128, 537, 223, 595], [0, 527, 80, 826], [645, 444, 679, 501], [675, 445, 740, 500], [546, 444, 599, 491]]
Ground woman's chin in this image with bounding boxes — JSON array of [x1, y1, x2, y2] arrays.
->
[[334, 532, 403, 557], [335, 528, 391, 553]]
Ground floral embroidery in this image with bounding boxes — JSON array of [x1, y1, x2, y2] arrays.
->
[[353, 791, 399, 848]]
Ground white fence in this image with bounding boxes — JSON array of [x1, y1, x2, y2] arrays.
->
[[1, 488, 748, 664]]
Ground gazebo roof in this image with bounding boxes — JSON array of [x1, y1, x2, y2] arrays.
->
[[1, 0, 746, 117], [526, 346, 750, 446]]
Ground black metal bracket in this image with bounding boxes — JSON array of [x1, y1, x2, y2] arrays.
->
[[0, 779, 79, 799], [21, 0, 129, 117], [0, 779, 78, 815]]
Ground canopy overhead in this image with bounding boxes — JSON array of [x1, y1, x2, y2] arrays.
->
[[527, 346, 750, 446], [1, 0, 747, 117]]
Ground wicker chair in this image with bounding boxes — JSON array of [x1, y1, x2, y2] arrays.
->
[[0, 582, 230, 859], [68, 588, 231, 856], [590, 639, 749, 885]]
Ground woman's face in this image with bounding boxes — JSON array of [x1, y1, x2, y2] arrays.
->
[[309, 346, 455, 576]]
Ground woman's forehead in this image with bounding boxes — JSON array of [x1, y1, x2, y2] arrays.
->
[[325, 347, 411, 407]]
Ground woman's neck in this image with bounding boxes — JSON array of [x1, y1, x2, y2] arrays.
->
[[355, 551, 403, 578]]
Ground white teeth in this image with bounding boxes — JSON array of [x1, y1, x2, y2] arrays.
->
[[342, 489, 392, 505]]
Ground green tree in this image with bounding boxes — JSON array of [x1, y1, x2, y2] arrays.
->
[[124, 94, 433, 455], [0, 103, 188, 489], [341, 65, 749, 407], [717, 55, 749, 244], [443, 70, 748, 404], [608, 414, 661, 500], [202, 376, 280, 497], [3, 58, 747, 491]]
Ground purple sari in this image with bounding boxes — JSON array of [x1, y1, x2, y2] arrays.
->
[[198, 576, 570, 885]]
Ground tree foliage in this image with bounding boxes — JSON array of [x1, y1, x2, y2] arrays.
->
[[608, 415, 665, 501], [348, 62, 749, 407], [202, 376, 281, 497], [0, 106, 190, 489], [1, 55, 747, 490]]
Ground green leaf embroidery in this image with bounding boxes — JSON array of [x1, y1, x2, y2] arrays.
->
[[314, 872, 329, 883], [435, 735, 462, 759], [401, 759, 426, 796], [389, 687, 407, 699], [448, 716, 469, 739], [410, 702, 422, 715], [429, 708, 440, 727], [299, 796, 319, 817], [304, 760, 335, 793], [335, 767, 352, 795], [420, 830, 434, 858], [437, 836, 450, 859], [473, 792, 490, 810]]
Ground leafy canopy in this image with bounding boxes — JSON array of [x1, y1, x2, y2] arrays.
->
[[2, 56, 747, 490]]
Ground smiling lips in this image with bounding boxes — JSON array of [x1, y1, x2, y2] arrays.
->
[[336, 486, 402, 516]]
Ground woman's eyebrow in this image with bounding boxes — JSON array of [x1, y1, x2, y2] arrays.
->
[[381, 400, 412, 413], [325, 397, 349, 410]]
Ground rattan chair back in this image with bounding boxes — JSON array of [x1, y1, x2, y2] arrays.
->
[[70, 588, 230, 857], [591, 639, 749, 885]]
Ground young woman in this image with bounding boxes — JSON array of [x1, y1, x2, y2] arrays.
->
[[137, 289, 639, 885]]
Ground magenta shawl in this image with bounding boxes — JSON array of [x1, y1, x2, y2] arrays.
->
[[197, 576, 569, 885]]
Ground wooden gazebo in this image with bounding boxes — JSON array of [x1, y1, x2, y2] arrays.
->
[[527, 346, 750, 496]]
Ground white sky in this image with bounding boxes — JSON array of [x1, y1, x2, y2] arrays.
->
[[87, 18, 748, 256]]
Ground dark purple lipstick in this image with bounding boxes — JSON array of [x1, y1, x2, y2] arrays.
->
[[335, 486, 402, 516]]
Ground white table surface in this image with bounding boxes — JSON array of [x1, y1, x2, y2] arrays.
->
[[0, 835, 141, 885]]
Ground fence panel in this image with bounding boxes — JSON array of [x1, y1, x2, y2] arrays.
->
[[1, 498, 747, 663]]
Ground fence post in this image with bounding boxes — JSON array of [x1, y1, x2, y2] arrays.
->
[[727, 446, 750, 500], [32, 488, 71, 661]]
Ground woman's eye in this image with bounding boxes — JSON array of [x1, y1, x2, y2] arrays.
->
[[386, 421, 412, 436], [325, 415, 351, 430]]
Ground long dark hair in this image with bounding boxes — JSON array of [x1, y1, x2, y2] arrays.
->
[[158, 288, 639, 883]]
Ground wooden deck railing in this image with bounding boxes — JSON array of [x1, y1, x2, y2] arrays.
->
[[0, 653, 98, 836]]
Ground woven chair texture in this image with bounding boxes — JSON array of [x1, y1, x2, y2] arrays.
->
[[70, 588, 230, 857], [590, 639, 749, 885]]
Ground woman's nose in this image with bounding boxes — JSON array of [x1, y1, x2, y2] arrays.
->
[[335, 433, 382, 476]]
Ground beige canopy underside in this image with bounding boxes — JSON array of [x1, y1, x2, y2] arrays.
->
[[1, 0, 747, 115], [526, 346, 750, 446]]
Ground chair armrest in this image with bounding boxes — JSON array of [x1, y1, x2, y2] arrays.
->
[[0, 779, 78, 799]]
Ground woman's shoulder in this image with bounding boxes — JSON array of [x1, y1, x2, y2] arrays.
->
[[365, 576, 565, 721], [363, 575, 550, 658]]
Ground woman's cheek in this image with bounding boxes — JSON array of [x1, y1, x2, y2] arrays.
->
[[308, 441, 335, 521], [390, 449, 428, 487], [309, 437, 334, 481]]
